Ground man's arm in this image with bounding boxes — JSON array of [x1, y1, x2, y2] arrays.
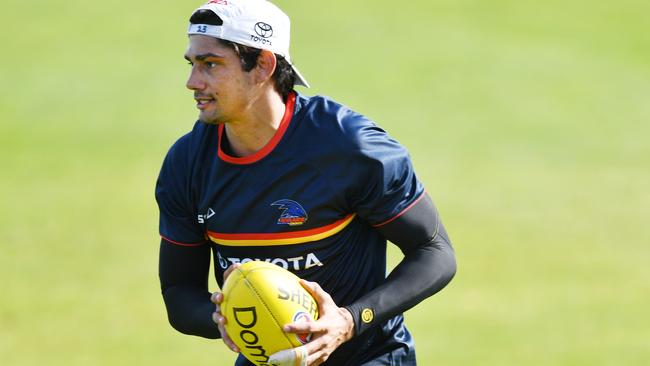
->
[[159, 239, 221, 338], [276, 193, 455, 365], [344, 193, 457, 335]]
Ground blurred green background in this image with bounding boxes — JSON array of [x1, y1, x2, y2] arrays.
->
[[1, 0, 649, 365]]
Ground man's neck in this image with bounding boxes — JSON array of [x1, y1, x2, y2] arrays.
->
[[223, 91, 286, 157]]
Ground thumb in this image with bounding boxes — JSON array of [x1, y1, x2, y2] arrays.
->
[[268, 345, 308, 366]]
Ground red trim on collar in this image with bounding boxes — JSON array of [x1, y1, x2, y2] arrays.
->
[[217, 92, 296, 165]]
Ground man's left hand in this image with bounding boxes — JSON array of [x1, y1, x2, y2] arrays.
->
[[269, 279, 355, 366]]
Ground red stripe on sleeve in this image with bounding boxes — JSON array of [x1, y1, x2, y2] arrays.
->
[[371, 192, 426, 228], [160, 235, 207, 247]]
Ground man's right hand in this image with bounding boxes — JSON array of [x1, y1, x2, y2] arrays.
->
[[211, 264, 241, 353]]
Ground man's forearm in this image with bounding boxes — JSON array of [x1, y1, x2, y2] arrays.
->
[[345, 193, 457, 335], [344, 232, 455, 335], [159, 239, 221, 339], [162, 285, 221, 338]]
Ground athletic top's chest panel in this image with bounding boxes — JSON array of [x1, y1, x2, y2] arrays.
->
[[198, 155, 348, 241]]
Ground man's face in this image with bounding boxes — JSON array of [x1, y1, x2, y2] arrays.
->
[[185, 35, 256, 124]]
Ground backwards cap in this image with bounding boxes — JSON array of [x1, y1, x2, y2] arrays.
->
[[188, 0, 309, 87]]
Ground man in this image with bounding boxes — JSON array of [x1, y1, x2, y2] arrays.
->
[[156, 0, 456, 365]]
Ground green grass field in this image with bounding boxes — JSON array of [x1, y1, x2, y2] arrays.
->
[[1, 0, 649, 365]]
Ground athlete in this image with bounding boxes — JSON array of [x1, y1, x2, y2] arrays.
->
[[156, 1, 457, 365]]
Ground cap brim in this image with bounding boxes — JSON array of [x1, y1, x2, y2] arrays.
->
[[292, 65, 310, 88]]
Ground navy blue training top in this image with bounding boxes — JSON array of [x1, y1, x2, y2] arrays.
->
[[156, 92, 424, 364]]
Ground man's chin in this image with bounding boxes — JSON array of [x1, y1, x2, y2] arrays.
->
[[198, 118, 223, 125], [198, 113, 224, 125]]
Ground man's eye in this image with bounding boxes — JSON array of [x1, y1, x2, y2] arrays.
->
[[206, 62, 216, 69]]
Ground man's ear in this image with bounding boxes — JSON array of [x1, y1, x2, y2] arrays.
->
[[255, 50, 277, 84]]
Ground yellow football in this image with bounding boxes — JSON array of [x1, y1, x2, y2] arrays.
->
[[221, 261, 319, 366]]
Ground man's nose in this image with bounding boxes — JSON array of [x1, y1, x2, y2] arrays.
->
[[186, 67, 205, 91]]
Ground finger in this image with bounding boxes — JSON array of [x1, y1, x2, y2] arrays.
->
[[302, 335, 327, 357], [268, 346, 308, 366], [213, 313, 240, 353], [223, 263, 241, 281], [211, 311, 223, 325], [304, 339, 334, 366], [306, 348, 328, 366], [283, 319, 323, 334], [221, 328, 240, 353], [300, 279, 333, 305], [211, 291, 224, 304], [303, 338, 331, 366]]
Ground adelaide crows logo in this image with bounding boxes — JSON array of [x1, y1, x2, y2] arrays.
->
[[271, 199, 308, 226]]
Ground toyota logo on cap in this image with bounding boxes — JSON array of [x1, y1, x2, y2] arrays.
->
[[254, 22, 273, 38]]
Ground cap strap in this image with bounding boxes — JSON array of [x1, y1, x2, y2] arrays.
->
[[187, 23, 224, 38]]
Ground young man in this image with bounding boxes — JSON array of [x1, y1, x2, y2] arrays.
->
[[156, 1, 456, 365]]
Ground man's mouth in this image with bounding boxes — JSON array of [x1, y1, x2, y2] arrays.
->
[[195, 97, 215, 110]]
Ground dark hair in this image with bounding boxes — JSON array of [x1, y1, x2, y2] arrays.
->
[[189, 9, 296, 101]]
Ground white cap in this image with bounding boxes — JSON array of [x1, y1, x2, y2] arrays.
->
[[188, 0, 309, 87]]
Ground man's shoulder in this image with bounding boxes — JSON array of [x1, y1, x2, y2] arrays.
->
[[164, 121, 216, 162], [294, 94, 382, 151], [296, 93, 368, 124]]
